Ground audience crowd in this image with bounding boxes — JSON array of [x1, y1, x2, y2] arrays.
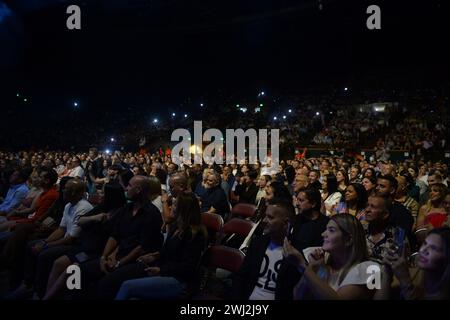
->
[[0, 143, 449, 300]]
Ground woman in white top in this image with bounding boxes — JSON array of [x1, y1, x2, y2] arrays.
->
[[284, 214, 378, 300], [321, 174, 342, 216]]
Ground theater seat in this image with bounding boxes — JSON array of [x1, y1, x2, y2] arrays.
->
[[222, 218, 254, 238], [201, 212, 224, 245], [230, 203, 256, 219], [202, 245, 245, 274], [194, 245, 245, 300]]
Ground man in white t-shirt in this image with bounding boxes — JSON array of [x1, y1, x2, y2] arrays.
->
[[233, 199, 298, 300], [68, 157, 85, 180], [17, 178, 93, 298]]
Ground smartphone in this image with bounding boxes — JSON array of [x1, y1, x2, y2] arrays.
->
[[75, 252, 90, 263], [394, 228, 406, 254]]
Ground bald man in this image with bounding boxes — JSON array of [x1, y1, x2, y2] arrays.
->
[[19, 178, 94, 298], [76, 175, 163, 299]]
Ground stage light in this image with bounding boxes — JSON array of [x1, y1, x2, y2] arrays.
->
[[73, 102, 78, 107], [200, 103, 204, 107], [283, 115, 286, 119], [236, 104, 240, 108], [110, 138, 115, 142], [260, 103, 263, 107], [105, 149, 111, 154], [316, 112, 320, 116], [184, 114, 188, 118], [16, 93, 20, 97], [260, 91, 265, 96], [273, 116, 277, 120], [288, 109, 292, 113], [23, 98, 27, 102], [172, 113, 176, 117], [153, 118, 158, 124], [344, 87, 348, 91]]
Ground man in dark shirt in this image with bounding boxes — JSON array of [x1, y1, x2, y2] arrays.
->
[[200, 172, 229, 218], [290, 188, 329, 252], [376, 175, 414, 233], [77, 175, 163, 299], [308, 170, 322, 191], [87, 148, 104, 181], [237, 170, 259, 205]]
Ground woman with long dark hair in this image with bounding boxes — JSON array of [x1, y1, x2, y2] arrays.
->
[[377, 227, 450, 299], [333, 183, 368, 223], [115, 192, 207, 299], [362, 167, 377, 179], [321, 174, 342, 216], [336, 169, 349, 193], [362, 176, 377, 196]]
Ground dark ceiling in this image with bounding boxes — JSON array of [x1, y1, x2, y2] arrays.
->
[[0, 0, 448, 107]]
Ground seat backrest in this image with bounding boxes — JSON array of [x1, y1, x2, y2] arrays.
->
[[201, 212, 224, 233], [202, 245, 245, 274], [201, 212, 224, 245], [230, 203, 257, 219], [222, 218, 254, 238]]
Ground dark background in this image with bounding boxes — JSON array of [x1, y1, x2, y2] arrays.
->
[[0, 0, 448, 115]]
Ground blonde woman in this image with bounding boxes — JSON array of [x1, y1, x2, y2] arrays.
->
[[284, 214, 378, 300]]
